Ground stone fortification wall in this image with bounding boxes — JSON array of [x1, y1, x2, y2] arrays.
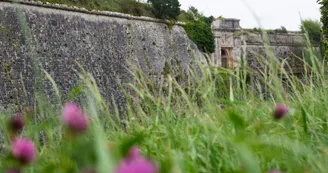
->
[[243, 31, 306, 46], [242, 32, 314, 74], [0, 1, 202, 109]]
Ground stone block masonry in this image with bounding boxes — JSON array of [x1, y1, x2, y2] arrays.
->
[[0, 1, 202, 109]]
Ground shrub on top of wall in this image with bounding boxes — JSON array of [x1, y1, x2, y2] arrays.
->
[[183, 20, 215, 53], [118, 0, 154, 17], [275, 26, 288, 33], [147, 0, 181, 20], [301, 19, 322, 44]]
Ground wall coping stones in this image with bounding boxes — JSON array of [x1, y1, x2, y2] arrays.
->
[[0, 0, 185, 26], [241, 29, 303, 35]]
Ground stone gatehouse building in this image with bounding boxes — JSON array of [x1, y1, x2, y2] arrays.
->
[[211, 18, 311, 73]]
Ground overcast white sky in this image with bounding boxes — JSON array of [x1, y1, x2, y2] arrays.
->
[[178, 0, 321, 31]]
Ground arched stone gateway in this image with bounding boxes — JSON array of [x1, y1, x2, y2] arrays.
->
[[221, 48, 233, 68]]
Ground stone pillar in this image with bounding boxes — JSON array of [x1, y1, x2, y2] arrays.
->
[[211, 31, 222, 66]]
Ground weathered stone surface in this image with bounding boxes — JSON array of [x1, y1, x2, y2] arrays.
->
[[244, 32, 307, 46], [245, 45, 305, 72], [242, 32, 317, 74], [0, 1, 202, 109]]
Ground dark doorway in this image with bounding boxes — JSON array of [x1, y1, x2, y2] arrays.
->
[[221, 49, 228, 68]]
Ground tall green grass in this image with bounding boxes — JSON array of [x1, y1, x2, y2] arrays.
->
[[1, 37, 328, 173]]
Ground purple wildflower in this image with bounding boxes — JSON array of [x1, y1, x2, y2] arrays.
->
[[9, 114, 24, 133], [273, 103, 288, 120], [116, 157, 157, 173], [116, 146, 157, 173], [127, 146, 141, 160], [267, 170, 283, 173], [12, 137, 36, 165], [62, 103, 88, 133], [5, 169, 21, 173]]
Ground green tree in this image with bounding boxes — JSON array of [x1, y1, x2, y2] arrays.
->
[[301, 19, 322, 43], [186, 6, 201, 20], [280, 26, 288, 33], [200, 15, 215, 26], [178, 6, 215, 26], [317, 0, 328, 58], [147, 0, 181, 20], [184, 21, 215, 53], [177, 10, 191, 22], [177, 6, 215, 53]]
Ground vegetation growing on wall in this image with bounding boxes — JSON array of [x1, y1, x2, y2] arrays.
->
[[147, 0, 181, 20], [118, 0, 154, 17], [178, 6, 215, 25], [35, 0, 183, 20], [36, 0, 185, 20], [178, 6, 200, 21], [184, 21, 215, 53], [37, 0, 156, 17], [247, 26, 288, 34], [180, 6, 216, 53], [301, 19, 321, 44], [274, 26, 288, 33]]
